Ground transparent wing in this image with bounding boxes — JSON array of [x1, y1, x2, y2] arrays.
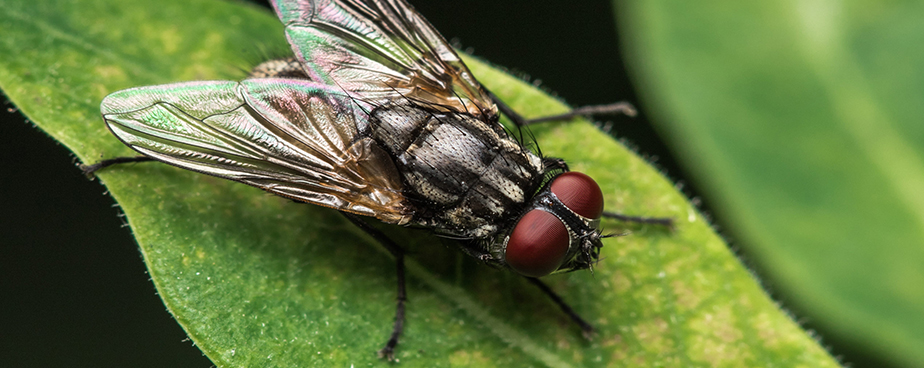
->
[[272, 0, 496, 118], [101, 78, 412, 224]]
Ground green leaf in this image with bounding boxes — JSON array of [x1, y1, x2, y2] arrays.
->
[[617, 1, 924, 366], [0, 0, 838, 366]]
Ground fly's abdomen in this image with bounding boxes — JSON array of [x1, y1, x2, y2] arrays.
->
[[371, 105, 543, 237]]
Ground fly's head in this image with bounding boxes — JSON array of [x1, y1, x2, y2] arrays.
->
[[499, 170, 606, 278]]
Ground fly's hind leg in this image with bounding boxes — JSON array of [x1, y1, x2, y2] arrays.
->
[[341, 213, 407, 361], [485, 89, 637, 127], [79, 156, 154, 176]]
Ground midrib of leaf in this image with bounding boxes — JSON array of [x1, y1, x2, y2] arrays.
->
[[792, 1, 924, 235]]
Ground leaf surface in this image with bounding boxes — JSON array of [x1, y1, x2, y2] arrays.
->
[[0, 0, 838, 366]]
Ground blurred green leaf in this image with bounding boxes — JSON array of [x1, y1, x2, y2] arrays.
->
[[617, 1, 924, 366], [1, 0, 839, 366]]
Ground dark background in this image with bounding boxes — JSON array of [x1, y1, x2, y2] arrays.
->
[[1, 0, 877, 367]]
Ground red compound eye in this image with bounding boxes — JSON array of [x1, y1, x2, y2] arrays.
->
[[550, 172, 604, 219], [505, 210, 570, 277]]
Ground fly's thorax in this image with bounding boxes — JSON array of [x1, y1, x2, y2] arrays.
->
[[369, 104, 544, 238]]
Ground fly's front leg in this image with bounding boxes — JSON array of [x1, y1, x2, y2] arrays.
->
[[79, 156, 154, 176], [603, 211, 674, 229], [341, 213, 407, 361], [485, 89, 637, 127], [526, 277, 595, 338]]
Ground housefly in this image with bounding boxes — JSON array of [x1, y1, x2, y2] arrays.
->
[[82, 0, 672, 360]]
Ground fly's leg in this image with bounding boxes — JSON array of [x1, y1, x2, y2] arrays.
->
[[603, 211, 674, 229], [341, 213, 407, 361], [79, 156, 154, 176], [526, 277, 595, 338], [486, 89, 636, 127], [519, 103, 638, 126]]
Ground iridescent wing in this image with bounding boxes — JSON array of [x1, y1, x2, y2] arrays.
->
[[272, 0, 496, 119], [101, 78, 412, 224]]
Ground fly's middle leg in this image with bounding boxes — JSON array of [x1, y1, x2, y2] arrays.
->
[[341, 212, 407, 361], [526, 277, 595, 338]]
